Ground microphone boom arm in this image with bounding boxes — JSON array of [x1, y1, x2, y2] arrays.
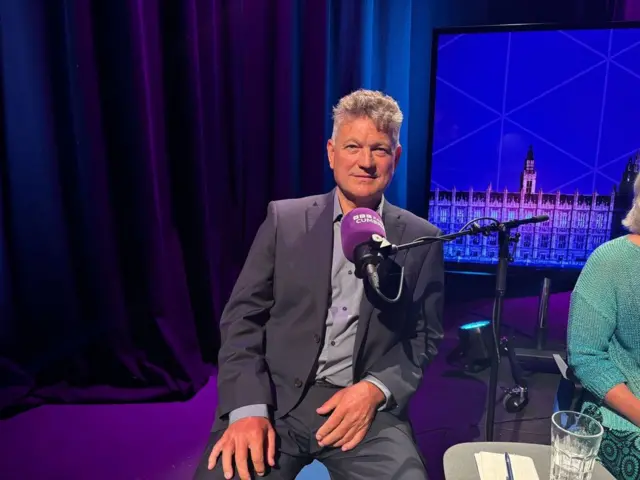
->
[[377, 214, 549, 255], [368, 213, 550, 441]]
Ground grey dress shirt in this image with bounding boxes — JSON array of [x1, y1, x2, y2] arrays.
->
[[229, 191, 392, 423]]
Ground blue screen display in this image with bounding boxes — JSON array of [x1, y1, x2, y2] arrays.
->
[[428, 27, 640, 269]]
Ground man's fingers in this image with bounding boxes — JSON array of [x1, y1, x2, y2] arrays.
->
[[221, 442, 235, 479], [341, 429, 367, 452], [316, 410, 344, 441], [249, 440, 266, 476], [267, 427, 277, 466], [319, 422, 350, 446], [334, 427, 357, 447], [208, 439, 225, 470], [317, 412, 352, 446], [234, 440, 251, 480], [316, 390, 343, 415]]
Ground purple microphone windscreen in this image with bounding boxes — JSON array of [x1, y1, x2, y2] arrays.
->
[[340, 208, 386, 263]]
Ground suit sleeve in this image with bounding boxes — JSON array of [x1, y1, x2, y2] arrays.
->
[[216, 202, 278, 420], [364, 232, 445, 412]]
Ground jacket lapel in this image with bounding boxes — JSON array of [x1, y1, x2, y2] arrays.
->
[[303, 192, 335, 324], [352, 202, 406, 376]]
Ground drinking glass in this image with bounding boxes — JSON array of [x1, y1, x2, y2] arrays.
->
[[550, 410, 604, 480]]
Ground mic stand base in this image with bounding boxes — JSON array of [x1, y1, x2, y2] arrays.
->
[[500, 337, 530, 414]]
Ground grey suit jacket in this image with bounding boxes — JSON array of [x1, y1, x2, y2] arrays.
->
[[213, 190, 444, 431]]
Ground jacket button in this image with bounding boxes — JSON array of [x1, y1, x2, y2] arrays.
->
[[313, 334, 320, 343], [294, 378, 303, 388]]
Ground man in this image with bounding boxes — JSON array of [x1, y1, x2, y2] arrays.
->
[[194, 89, 444, 480]]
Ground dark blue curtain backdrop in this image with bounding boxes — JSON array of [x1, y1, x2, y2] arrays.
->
[[0, 0, 621, 414]]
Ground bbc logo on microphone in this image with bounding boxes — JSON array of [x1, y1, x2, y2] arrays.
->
[[353, 214, 384, 229]]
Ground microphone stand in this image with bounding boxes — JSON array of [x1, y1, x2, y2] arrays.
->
[[373, 215, 548, 442], [484, 224, 517, 442]]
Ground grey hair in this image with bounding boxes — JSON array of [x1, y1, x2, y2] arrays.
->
[[622, 172, 640, 234], [331, 89, 403, 146]]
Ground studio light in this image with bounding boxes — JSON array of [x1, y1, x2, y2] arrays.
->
[[446, 320, 494, 373]]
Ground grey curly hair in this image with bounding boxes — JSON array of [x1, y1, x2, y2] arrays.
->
[[622, 172, 640, 234], [331, 89, 403, 147]]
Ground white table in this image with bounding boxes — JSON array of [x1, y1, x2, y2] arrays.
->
[[443, 442, 615, 479]]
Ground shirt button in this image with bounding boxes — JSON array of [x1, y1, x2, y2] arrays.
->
[[348, 270, 353, 275], [330, 341, 336, 346], [313, 334, 321, 343], [294, 378, 303, 388], [342, 307, 347, 311]]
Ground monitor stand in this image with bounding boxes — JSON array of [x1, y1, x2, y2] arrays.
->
[[513, 277, 566, 374]]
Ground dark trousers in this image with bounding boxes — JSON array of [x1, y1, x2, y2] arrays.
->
[[193, 383, 428, 480]]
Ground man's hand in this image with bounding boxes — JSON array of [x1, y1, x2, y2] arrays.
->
[[208, 416, 276, 480], [315, 381, 386, 452]]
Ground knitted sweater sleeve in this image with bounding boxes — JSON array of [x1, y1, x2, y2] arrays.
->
[[567, 250, 626, 401]]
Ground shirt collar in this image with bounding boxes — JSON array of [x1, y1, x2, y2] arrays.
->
[[333, 189, 385, 223]]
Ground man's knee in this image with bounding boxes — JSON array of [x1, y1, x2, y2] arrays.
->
[[321, 421, 427, 479], [364, 425, 426, 476], [192, 431, 307, 480], [192, 450, 259, 480], [194, 458, 305, 480]]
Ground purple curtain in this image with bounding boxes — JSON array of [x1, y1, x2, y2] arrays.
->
[[0, 0, 619, 416], [622, 0, 640, 18], [0, 0, 328, 415]]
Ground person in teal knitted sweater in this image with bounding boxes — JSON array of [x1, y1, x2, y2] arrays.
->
[[568, 172, 640, 480]]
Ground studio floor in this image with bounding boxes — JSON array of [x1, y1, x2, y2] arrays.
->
[[0, 294, 568, 480]]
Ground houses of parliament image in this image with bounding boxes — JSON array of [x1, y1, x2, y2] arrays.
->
[[428, 147, 640, 268]]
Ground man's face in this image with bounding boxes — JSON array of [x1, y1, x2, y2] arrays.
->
[[327, 116, 401, 207]]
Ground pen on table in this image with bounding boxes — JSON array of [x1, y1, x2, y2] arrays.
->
[[505, 452, 515, 480]]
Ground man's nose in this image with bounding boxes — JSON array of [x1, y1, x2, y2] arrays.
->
[[357, 149, 375, 170]]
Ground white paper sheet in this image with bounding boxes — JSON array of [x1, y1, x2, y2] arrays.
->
[[474, 451, 540, 480]]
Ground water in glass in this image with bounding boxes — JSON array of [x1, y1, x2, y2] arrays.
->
[[550, 411, 604, 480]]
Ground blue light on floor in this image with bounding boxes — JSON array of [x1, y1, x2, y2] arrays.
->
[[459, 320, 490, 330]]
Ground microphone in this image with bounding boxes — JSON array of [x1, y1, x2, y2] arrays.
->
[[501, 215, 549, 229], [340, 208, 386, 286]]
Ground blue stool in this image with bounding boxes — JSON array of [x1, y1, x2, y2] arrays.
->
[[295, 460, 330, 479]]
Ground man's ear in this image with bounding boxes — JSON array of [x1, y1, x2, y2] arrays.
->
[[327, 139, 336, 170], [393, 144, 402, 169]]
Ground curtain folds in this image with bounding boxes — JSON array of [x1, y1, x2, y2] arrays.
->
[[0, 0, 617, 415]]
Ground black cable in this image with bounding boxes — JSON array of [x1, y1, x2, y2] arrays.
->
[[367, 264, 404, 303]]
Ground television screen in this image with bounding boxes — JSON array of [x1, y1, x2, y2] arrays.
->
[[427, 25, 640, 269]]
